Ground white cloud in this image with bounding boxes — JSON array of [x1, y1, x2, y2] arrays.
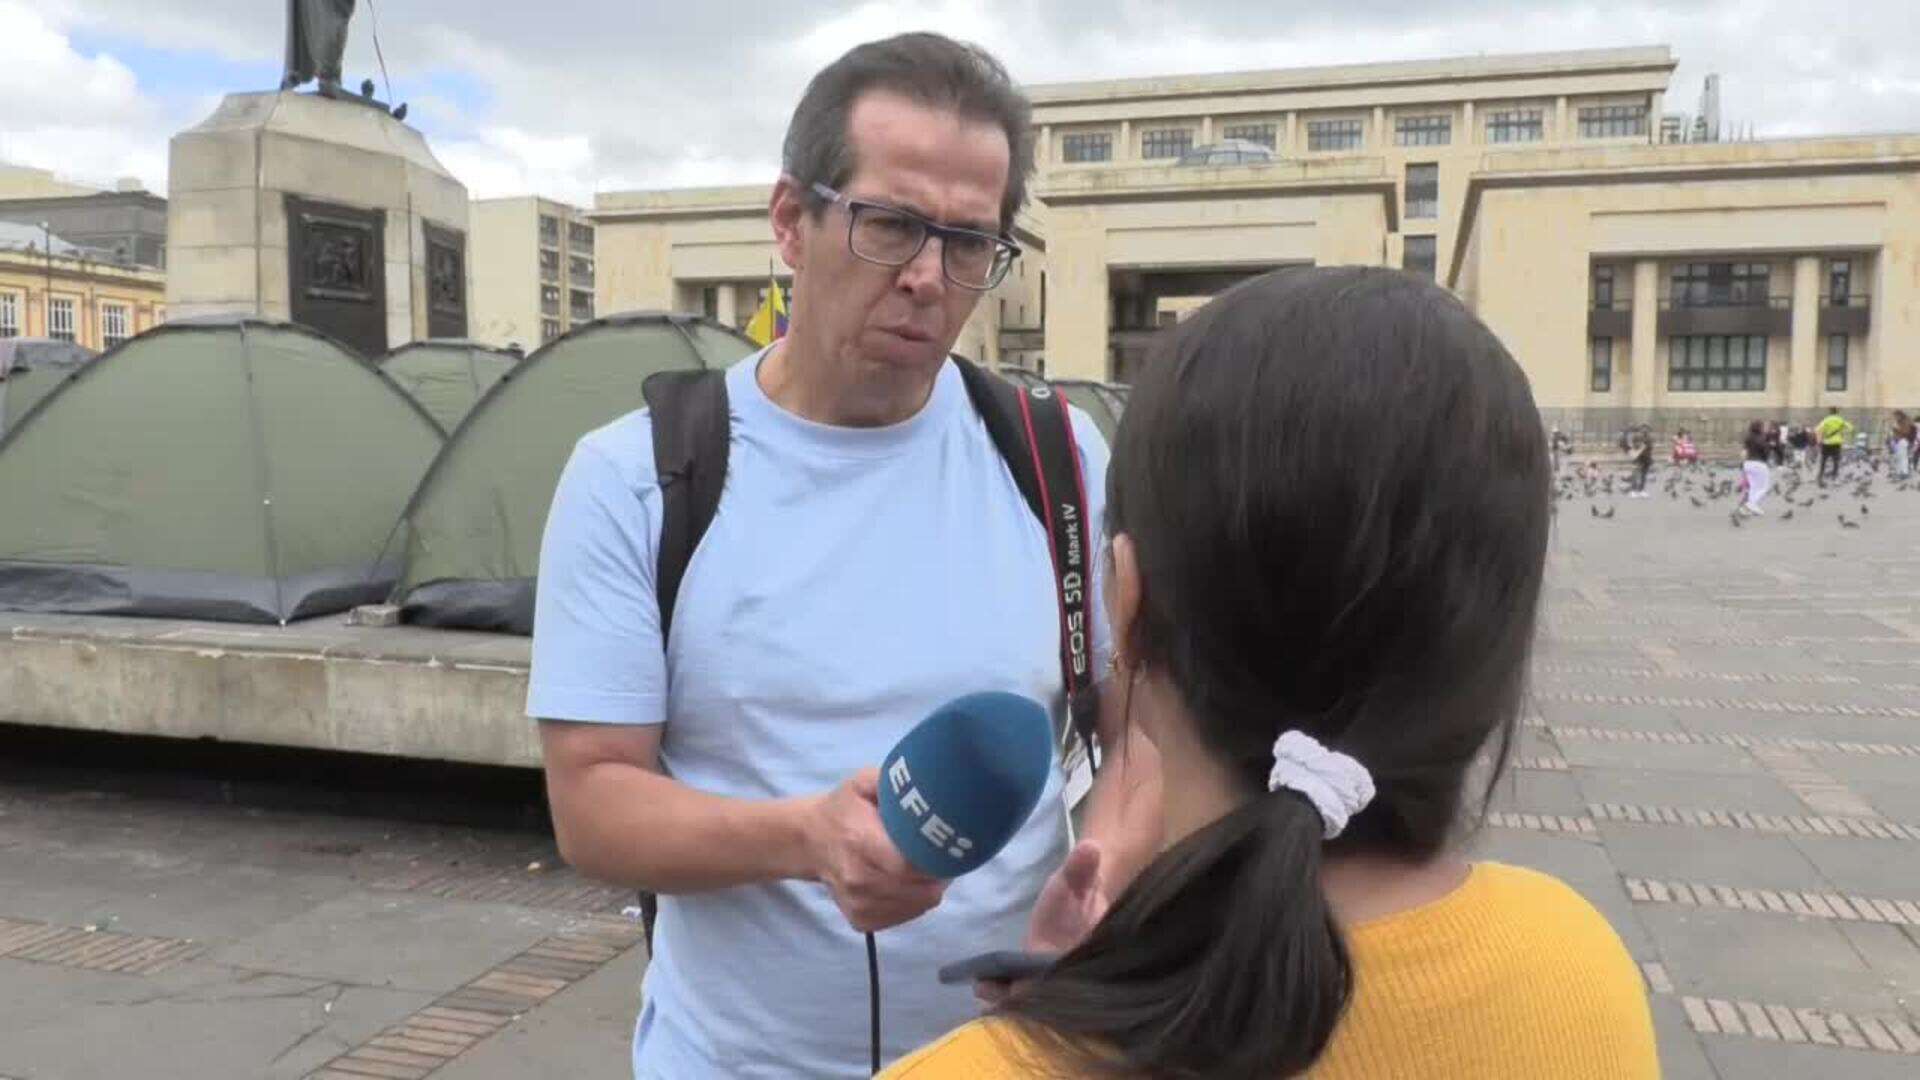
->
[[0, 2, 166, 189]]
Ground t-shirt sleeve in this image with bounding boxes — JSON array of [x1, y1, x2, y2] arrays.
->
[[1067, 408, 1116, 678], [525, 434, 668, 725]]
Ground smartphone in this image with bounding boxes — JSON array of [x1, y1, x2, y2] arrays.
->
[[937, 949, 1059, 985]]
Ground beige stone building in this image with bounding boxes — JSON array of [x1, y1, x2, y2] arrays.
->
[[588, 45, 1918, 428], [469, 196, 597, 349], [592, 185, 1044, 369], [0, 242, 166, 350]]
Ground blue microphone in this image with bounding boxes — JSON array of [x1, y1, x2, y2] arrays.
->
[[876, 691, 1054, 878]]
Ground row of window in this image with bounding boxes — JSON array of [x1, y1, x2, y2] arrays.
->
[[1058, 101, 1648, 162], [0, 292, 135, 347], [1587, 334, 1854, 393], [538, 214, 596, 251], [1591, 259, 1861, 308]]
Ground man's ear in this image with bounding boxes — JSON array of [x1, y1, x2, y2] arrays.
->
[[770, 177, 809, 275]]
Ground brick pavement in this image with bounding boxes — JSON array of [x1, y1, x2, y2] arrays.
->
[[2, 456, 1918, 1078]]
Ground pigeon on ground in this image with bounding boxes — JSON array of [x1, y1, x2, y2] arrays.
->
[[1598, 506, 1616, 520], [1782, 510, 1795, 521], [1862, 505, 1871, 517], [1839, 514, 1860, 529], [1690, 497, 1704, 508], [1730, 510, 1744, 528]]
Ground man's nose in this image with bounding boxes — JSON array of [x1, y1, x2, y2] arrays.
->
[[896, 234, 948, 300]]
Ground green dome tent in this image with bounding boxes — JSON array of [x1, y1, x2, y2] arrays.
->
[[381, 339, 520, 433], [0, 337, 97, 440], [1054, 380, 1130, 443], [389, 312, 754, 633], [0, 318, 444, 623]]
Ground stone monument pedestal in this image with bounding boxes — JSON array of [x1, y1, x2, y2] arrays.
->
[[167, 92, 469, 357]]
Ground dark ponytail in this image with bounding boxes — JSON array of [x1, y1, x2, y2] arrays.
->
[[999, 268, 1550, 1077], [1002, 789, 1349, 1078]]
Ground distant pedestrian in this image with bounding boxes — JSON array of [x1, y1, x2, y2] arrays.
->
[[1787, 425, 1813, 469], [1816, 407, 1853, 484], [1764, 421, 1785, 467], [1889, 411, 1914, 479], [1741, 420, 1772, 515], [1628, 427, 1653, 498], [1671, 428, 1698, 465], [1551, 426, 1573, 473]]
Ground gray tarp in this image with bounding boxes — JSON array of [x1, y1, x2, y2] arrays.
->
[[0, 337, 96, 439], [389, 312, 754, 633], [0, 318, 444, 623]]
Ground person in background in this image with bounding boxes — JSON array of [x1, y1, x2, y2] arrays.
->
[[1671, 428, 1698, 465], [1550, 427, 1573, 473], [1740, 419, 1773, 516], [1628, 426, 1653, 498], [1816, 406, 1854, 484], [1787, 424, 1813, 470], [1764, 421, 1786, 467], [883, 267, 1656, 1080], [1888, 410, 1914, 480]]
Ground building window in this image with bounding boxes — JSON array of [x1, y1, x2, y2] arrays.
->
[[539, 215, 560, 248], [570, 288, 594, 321], [1306, 118, 1364, 152], [1405, 164, 1438, 220], [1395, 114, 1452, 146], [540, 285, 560, 317], [1221, 122, 1277, 149], [1828, 258, 1853, 304], [1670, 262, 1773, 308], [1593, 265, 1616, 308], [1061, 132, 1112, 163], [1826, 335, 1849, 391], [1669, 335, 1768, 392], [568, 222, 594, 253], [1402, 235, 1437, 281], [1141, 128, 1194, 159], [701, 286, 719, 320], [1578, 104, 1649, 138], [101, 302, 130, 348], [48, 297, 75, 342], [539, 249, 559, 282], [570, 255, 594, 287], [1486, 108, 1545, 144], [1590, 337, 1612, 392], [541, 318, 561, 343], [0, 291, 18, 338]]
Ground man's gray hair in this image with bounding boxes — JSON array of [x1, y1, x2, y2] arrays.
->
[[782, 33, 1034, 232]]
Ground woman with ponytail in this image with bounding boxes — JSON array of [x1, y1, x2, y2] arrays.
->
[[884, 267, 1656, 1078]]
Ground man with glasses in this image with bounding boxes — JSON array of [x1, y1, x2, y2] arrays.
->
[[530, 33, 1162, 1079]]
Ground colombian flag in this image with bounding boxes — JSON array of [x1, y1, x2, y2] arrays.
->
[[744, 276, 789, 347]]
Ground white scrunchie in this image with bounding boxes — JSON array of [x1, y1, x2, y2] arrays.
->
[[1268, 731, 1375, 840]]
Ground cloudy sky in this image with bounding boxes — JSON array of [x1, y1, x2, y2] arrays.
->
[[5, 1, 1916, 205]]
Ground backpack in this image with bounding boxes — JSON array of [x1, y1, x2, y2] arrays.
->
[[633, 357, 1099, 941]]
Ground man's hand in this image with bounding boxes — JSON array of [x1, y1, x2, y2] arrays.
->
[[803, 768, 949, 933]]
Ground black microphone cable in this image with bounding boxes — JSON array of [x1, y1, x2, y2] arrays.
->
[[866, 931, 881, 1075]]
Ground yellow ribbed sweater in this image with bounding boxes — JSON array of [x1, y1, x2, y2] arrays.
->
[[881, 862, 1658, 1079]]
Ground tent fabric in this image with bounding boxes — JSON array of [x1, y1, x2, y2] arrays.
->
[[391, 311, 754, 633], [0, 337, 97, 439], [0, 318, 443, 623], [381, 340, 520, 433], [1054, 380, 1130, 443]]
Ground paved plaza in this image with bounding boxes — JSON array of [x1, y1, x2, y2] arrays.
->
[[3, 457, 1920, 1078]]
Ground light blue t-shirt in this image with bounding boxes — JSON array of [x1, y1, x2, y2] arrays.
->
[[527, 351, 1111, 1078]]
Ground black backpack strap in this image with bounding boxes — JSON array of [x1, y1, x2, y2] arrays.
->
[[634, 368, 730, 948], [953, 358, 1098, 771], [643, 369, 731, 647]]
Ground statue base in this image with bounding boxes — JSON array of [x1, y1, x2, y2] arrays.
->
[[166, 91, 468, 357]]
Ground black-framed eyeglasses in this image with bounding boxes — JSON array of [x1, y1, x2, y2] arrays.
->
[[810, 182, 1019, 291]]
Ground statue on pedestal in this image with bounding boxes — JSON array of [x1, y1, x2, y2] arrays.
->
[[282, 0, 357, 95]]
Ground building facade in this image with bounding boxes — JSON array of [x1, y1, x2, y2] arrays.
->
[[591, 186, 1045, 369], [586, 45, 1917, 424], [0, 245, 167, 350], [0, 184, 170, 269], [469, 196, 597, 350]]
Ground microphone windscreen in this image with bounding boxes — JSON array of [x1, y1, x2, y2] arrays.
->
[[876, 691, 1054, 879]]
